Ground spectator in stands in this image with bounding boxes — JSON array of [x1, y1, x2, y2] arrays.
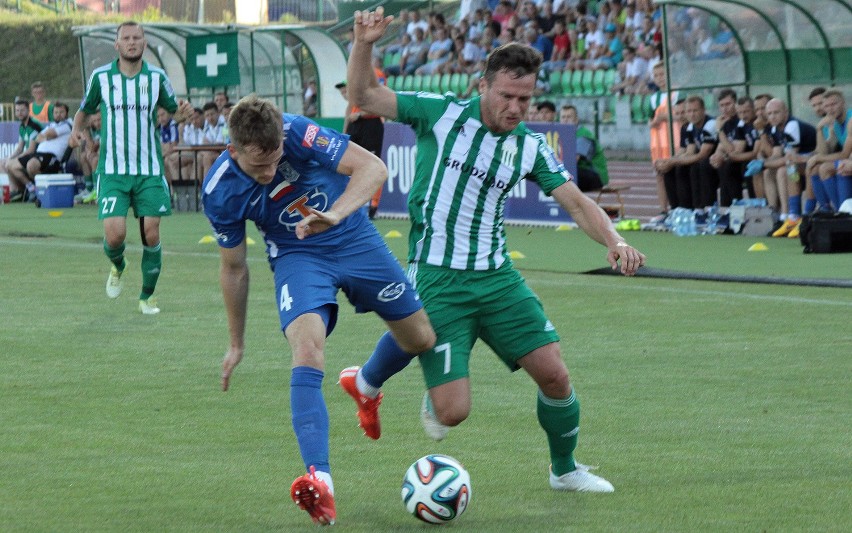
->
[[762, 98, 817, 237], [560, 104, 609, 191], [157, 107, 183, 189], [654, 95, 718, 210], [415, 26, 454, 75], [7, 102, 72, 202], [573, 17, 605, 70], [708, 89, 742, 206], [29, 81, 55, 124], [406, 9, 430, 38], [71, 112, 101, 204], [541, 18, 571, 73], [521, 22, 553, 62], [1, 98, 43, 202], [537, 101, 557, 122], [610, 45, 648, 95], [633, 14, 658, 49], [808, 87, 826, 121], [720, 96, 760, 200], [180, 107, 205, 180], [221, 102, 234, 143], [391, 27, 430, 76], [592, 22, 624, 70], [492, 1, 516, 31], [303, 79, 318, 117], [648, 63, 681, 220], [214, 91, 229, 113], [807, 90, 852, 212], [199, 101, 226, 181]]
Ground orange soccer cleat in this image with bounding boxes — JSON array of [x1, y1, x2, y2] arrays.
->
[[338, 366, 383, 439], [290, 466, 336, 526]]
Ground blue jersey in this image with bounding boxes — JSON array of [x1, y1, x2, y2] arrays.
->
[[202, 113, 368, 258], [158, 119, 179, 144]]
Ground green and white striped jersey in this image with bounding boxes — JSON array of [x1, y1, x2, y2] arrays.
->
[[81, 60, 179, 178], [19, 118, 43, 152], [396, 92, 571, 271]]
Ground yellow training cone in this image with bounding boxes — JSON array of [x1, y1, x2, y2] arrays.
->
[[385, 230, 403, 238], [509, 250, 526, 259], [555, 224, 572, 231], [748, 242, 768, 252], [198, 235, 216, 244], [48, 210, 63, 217], [246, 237, 256, 245]]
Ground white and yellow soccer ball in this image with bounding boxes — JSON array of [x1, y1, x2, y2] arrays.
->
[[401, 454, 471, 524]]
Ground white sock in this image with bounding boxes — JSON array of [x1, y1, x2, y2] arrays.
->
[[356, 369, 381, 399], [314, 470, 334, 495]]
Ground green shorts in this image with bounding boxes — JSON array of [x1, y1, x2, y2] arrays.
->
[[96, 173, 172, 220], [408, 262, 560, 388]]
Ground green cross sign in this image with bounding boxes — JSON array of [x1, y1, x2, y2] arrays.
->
[[186, 34, 240, 89]]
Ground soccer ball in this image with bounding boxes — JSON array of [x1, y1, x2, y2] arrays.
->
[[401, 454, 471, 524]]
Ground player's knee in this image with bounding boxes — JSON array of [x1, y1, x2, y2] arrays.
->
[[538, 367, 571, 399], [402, 327, 436, 355], [435, 405, 469, 427]]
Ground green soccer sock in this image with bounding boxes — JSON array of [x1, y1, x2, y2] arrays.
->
[[103, 240, 126, 271], [537, 389, 580, 476], [84, 175, 93, 190], [139, 243, 162, 300]]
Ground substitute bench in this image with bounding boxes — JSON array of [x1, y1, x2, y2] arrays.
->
[[594, 185, 631, 219]]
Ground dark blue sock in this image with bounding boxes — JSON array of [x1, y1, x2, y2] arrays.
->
[[824, 176, 841, 210], [804, 197, 816, 214], [811, 175, 831, 210], [291, 366, 330, 474], [838, 175, 852, 206], [788, 194, 801, 217], [361, 331, 416, 389]]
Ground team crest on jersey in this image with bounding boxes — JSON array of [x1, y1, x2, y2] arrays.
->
[[302, 124, 320, 147], [500, 141, 517, 168], [277, 160, 301, 183], [315, 135, 329, 147]]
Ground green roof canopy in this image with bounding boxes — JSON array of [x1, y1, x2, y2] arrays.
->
[[656, 0, 852, 117]]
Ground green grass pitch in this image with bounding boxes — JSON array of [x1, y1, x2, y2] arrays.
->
[[1, 204, 850, 531]]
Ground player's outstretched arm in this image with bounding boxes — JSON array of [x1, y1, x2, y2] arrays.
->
[[551, 182, 646, 276], [218, 241, 249, 391], [347, 7, 398, 120]]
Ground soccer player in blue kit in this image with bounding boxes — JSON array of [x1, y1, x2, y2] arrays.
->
[[201, 95, 435, 526]]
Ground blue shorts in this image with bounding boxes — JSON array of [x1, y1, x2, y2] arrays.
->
[[271, 240, 422, 336]]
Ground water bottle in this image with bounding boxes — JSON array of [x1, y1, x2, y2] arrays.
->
[[687, 209, 698, 236]]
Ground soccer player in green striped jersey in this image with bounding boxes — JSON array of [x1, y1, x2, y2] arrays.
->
[[344, 8, 646, 493], [72, 21, 192, 315]]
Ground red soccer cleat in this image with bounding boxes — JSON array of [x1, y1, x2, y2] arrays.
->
[[290, 466, 336, 526], [338, 366, 383, 439]]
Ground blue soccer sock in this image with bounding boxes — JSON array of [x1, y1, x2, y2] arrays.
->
[[823, 176, 841, 210], [360, 331, 416, 391], [290, 366, 330, 475], [788, 194, 802, 218], [810, 175, 831, 211], [838, 175, 852, 206], [804, 197, 816, 215]]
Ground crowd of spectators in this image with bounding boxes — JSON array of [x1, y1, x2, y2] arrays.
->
[[361, 1, 742, 100]]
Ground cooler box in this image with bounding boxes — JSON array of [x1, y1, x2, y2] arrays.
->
[[35, 174, 75, 208]]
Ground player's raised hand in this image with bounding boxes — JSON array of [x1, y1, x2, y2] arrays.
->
[[296, 208, 342, 239], [221, 345, 244, 391], [353, 7, 394, 44]]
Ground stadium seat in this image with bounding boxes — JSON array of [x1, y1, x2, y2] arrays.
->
[[440, 73, 452, 93], [603, 69, 617, 92], [571, 69, 584, 96], [411, 74, 423, 91], [582, 70, 595, 95], [449, 72, 461, 94], [386, 75, 397, 91], [592, 70, 606, 95], [430, 73, 442, 93], [403, 75, 415, 91], [548, 69, 563, 94], [459, 73, 470, 95], [561, 69, 573, 96]]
